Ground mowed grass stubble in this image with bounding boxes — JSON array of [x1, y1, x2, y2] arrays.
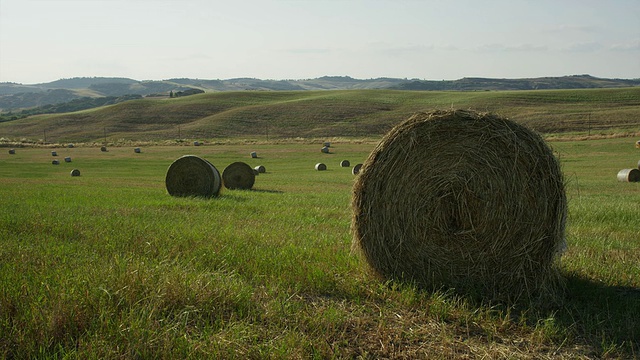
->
[[0, 139, 638, 358]]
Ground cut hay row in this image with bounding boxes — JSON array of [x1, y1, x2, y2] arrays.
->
[[351, 109, 567, 304]]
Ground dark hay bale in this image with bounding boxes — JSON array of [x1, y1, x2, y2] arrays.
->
[[165, 155, 221, 197], [352, 163, 363, 175], [315, 163, 327, 171], [101, 146, 107, 152], [8, 149, 15, 154], [64, 157, 72, 163], [134, 147, 141, 153], [254, 165, 266, 173], [68, 144, 74, 148], [321, 146, 330, 154], [351, 109, 567, 304], [250, 151, 258, 158], [222, 162, 255, 190], [70, 169, 80, 177], [617, 168, 640, 182], [52, 160, 60, 165], [51, 151, 57, 156], [194, 141, 200, 146], [340, 160, 351, 167]]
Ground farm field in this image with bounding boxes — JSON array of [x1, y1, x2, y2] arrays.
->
[[1, 138, 639, 359]]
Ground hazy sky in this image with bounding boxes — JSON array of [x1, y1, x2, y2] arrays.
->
[[1, 0, 638, 84]]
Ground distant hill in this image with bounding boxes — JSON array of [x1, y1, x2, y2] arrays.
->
[[0, 74, 638, 112]]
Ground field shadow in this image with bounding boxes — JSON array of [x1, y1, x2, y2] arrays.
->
[[550, 274, 640, 356], [251, 188, 284, 194]]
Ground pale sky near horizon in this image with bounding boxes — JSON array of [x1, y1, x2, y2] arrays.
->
[[0, 0, 638, 84]]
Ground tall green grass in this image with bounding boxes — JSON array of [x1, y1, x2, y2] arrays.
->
[[1, 139, 639, 358]]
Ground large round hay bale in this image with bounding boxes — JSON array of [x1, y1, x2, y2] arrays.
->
[[315, 163, 327, 171], [250, 151, 258, 158], [635, 140, 640, 149], [340, 160, 350, 167], [352, 163, 363, 175], [222, 162, 255, 190], [70, 169, 80, 176], [64, 157, 72, 163], [68, 144, 74, 148], [617, 168, 640, 182], [101, 146, 108, 152], [8, 149, 15, 154], [321, 146, 330, 154], [51, 151, 57, 156], [134, 147, 141, 153], [52, 159, 60, 165], [351, 109, 567, 303], [324, 142, 331, 147], [194, 141, 200, 146], [165, 155, 221, 197], [254, 165, 266, 173]]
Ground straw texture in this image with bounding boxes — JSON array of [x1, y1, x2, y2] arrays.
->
[[165, 155, 221, 197], [222, 162, 255, 190], [351, 109, 567, 303]]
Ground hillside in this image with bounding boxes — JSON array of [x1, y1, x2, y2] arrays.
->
[[1, 87, 639, 144], [1, 75, 638, 112]]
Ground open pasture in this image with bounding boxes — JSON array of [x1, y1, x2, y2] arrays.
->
[[1, 138, 639, 358]]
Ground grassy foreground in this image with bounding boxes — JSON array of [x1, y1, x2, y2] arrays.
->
[[0, 138, 639, 359]]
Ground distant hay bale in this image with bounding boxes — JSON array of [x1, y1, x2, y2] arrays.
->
[[222, 162, 255, 190], [321, 146, 330, 154], [324, 142, 331, 147], [636, 140, 640, 149], [194, 141, 200, 146], [351, 109, 567, 303], [315, 163, 327, 171], [134, 147, 141, 153], [101, 146, 107, 152], [52, 159, 60, 165], [64, 157, 72, 163], [51, 151, 57, 156], [70, 169, 80, 177], [165, 155, 221, 197], [68, 144, 74, 148], [8, 149, 15, 154], [340, 160, 350, 167], [250, 151, 258, 158], [254, 165, 266, 173], [617, 168, 640, 182], [352, 163, 363, 175]]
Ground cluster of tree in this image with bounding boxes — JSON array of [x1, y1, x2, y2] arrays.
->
[[169, 88, 205, 97], [0, 94, 142, 122]]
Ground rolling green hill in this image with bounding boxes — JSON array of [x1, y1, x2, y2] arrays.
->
[[1, 88, 639, 144]]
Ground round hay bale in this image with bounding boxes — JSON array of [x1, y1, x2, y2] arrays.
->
[[8, 149, 15, 154], [635, 140, 640, 149], [134, 147, 141, 153], [250, 151, 258, 158], [70, 169, 80, 176], [253, 168, 260, 175], [101, 146, 107, 152], [51, 151, 57, 156], [315, 163, 327, 171], [165, 155, 221, 197], [64, 157, 72, 163], [52, 159, 60, 165], [351, 109, 567, 303], [617, 168, 640, 182], [321, 146, 330, 154], [352, 163, 363, 175], [324, 142, 331, 147], [222, 162, 255, 190], [340, 160, 350, 167], [254, 165, 266, 173], [194, 141, 200, 146], [68, 144, 74, 148]]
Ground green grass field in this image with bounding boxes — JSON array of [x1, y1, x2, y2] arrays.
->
[[1, 137, 639, 359]]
